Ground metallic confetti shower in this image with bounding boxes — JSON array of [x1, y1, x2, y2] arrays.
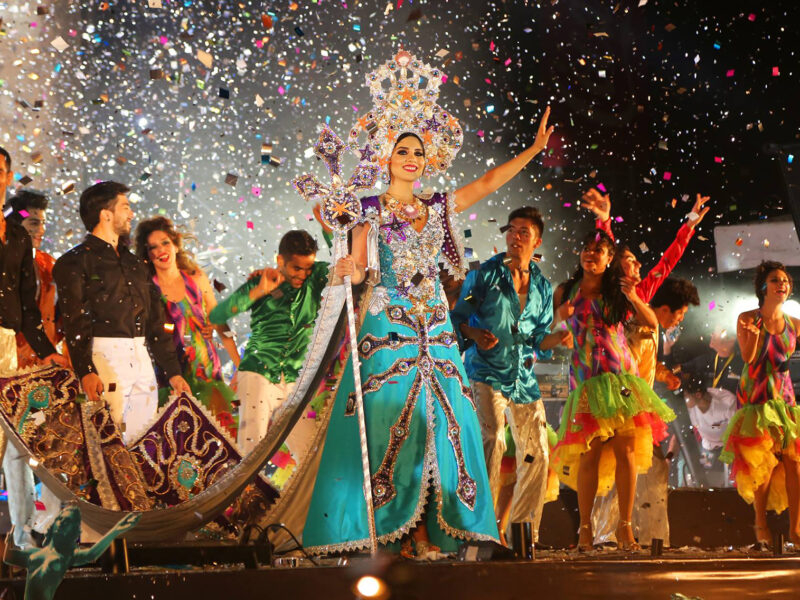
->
[[2, 0, 800, 346]]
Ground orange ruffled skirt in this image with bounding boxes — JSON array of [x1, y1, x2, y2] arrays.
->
[[721, 398, 800, 513], [551, 372, 676, 496]]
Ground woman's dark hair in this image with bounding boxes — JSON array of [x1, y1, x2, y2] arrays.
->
[[278, 229, 318, 259], [5, 190, 48, 225], [651, 277, 700, 312], [559, 230, 632, 325], [134, 216, 199, 274], [394, 132, 426, 156], [79, 180, 130, 231], [754, 260, 792, 306]]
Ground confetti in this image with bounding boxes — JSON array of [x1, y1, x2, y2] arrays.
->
[[196, 49, 213, 69], [50, 36, 69, 52]]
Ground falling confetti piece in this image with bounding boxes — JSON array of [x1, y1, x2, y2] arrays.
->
[[50, 36, 68, 52]]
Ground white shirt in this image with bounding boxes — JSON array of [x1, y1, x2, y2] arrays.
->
[[687, 387, 737, 450]]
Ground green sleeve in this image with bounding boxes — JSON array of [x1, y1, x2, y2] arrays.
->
[[311, 261, 331, 296], [209, 278, 259, 324]]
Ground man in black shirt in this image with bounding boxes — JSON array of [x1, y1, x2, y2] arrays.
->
[[0, 146, 67, 548], [54, 181, 189, 444]]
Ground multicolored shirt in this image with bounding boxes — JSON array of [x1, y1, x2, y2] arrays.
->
[[156, 271, 222, 383], [737, 313, 797, 407], [564, 286, 637, 390]]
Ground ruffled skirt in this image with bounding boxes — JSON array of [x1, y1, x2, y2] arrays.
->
[[551, 372, 676, 496], [720, 398, 800, 513]]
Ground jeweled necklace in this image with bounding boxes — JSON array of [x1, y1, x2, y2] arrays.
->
[[383, 191, 423, 222]]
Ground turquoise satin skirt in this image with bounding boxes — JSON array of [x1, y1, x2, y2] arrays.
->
[[303, 299, 498, 554]]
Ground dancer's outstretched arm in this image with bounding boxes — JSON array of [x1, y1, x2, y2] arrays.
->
[[584, 189, 711, 303], [453, 107, 554, 213]]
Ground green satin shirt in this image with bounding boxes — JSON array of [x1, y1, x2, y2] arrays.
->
[[209, 261, 330, 383]]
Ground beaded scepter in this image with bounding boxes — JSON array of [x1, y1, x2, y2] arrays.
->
[[293, 125, 380, 554]]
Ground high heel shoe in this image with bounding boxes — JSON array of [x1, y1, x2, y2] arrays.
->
[[400, 537, 416, 559], [577, 523, 594, 552], [615, 520, 641, 552], [753, 525, 771, 552], [414, 540, 442, 560]]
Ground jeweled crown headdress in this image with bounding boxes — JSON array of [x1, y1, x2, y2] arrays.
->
[[348, 49, 463, 177]]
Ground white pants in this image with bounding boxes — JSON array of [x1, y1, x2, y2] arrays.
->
[[236, 371, 295, 455], [91, 337, 158, 445], [473, 381, 550, 541]]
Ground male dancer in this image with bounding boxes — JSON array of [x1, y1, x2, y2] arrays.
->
[[54, 181, 189, 444], [5, 190, 62, 368], [0, 148, 66, 548], [209, 229, 330, 453], [451, 206, 569, 545]]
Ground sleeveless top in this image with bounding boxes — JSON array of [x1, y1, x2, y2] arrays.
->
[[737, 313, 797, 407], [157, 271, 222, 381], [564, 285, 637, 391]]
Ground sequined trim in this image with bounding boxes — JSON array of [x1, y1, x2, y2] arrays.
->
[[358, 331, 416, 360], [367, 286, 391, 316], [426, 373, 476, 510], [371, 374, 424, 508], [439, 192, 467, 281]]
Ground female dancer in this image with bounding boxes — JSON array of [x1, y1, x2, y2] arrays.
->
[[134, 217, 239, 431], [551, 231, 675, 550], [722, 261, 800, 547], [303, 93, 554, 556]]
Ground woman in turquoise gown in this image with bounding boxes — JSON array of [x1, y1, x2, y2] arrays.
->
[[303, 106, 555, 556]]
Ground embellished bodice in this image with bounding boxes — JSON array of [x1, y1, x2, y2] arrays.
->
[[361, 192, 465, 314], [737, 313, 797, 407], [565, 287, 636, 390]]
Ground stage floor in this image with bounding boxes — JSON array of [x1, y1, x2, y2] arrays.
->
[[2, 547, 799, 600]]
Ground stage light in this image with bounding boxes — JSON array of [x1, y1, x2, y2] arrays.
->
[[138, 117, 148, 128], [355, 575, 387, 599], [784, 300, 800, 319]]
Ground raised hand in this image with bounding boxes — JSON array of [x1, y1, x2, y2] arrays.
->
[[738, 317, 760, 338], [532, 106, 555, 154], [255, 267, 284, 298], [580, 188, 611, 222], [687, 194, 711, 229]]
